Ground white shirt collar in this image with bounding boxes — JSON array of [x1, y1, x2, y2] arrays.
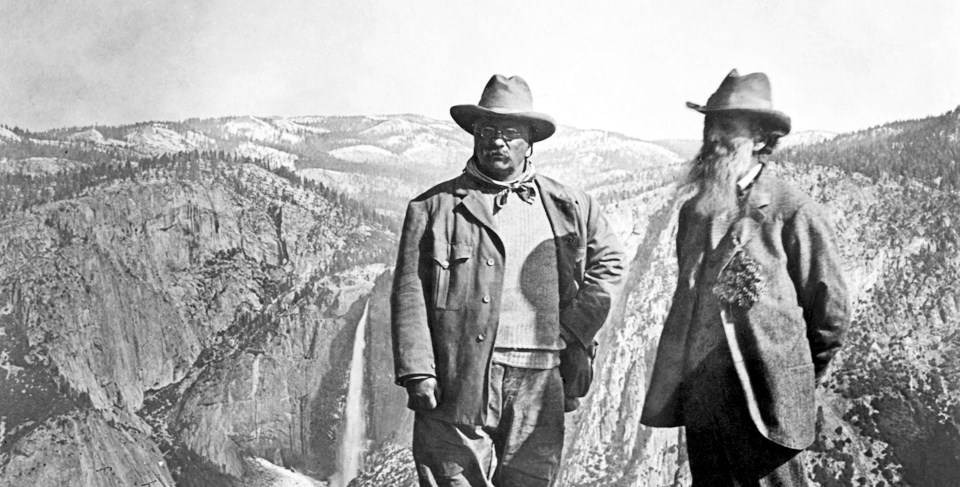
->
[[737, 162, 763, 192]]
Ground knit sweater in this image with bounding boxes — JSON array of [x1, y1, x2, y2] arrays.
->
[[488, 191, 563, 369]]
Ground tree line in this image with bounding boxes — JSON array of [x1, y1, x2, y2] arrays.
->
[[782, 107, 960, 191], [0, 141, 400, 237]]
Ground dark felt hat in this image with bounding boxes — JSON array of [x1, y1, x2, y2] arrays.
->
[[451, 74, 557, 142], [687, 69, 791, 135]]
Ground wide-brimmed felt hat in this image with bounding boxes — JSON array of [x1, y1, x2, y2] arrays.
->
[[451, 74, 557, 143], [687, 69, 791, 135]]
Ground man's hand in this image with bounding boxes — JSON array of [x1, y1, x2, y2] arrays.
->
[[405, 377, 440, 410], [559, 338, 596, 412]]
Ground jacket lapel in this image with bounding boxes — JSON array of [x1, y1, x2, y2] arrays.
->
[[537, 177, 579, 242], [454, 175, 500, 237], [717, 171, 772, 270], [536, 176, 582, 309]]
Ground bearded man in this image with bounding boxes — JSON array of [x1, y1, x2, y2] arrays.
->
[[640, 70, 851, 486], [392, 74, 625, 486]]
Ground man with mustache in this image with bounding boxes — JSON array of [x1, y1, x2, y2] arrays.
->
[[392, 74, 625, 486], [641, 70, 851, 486]]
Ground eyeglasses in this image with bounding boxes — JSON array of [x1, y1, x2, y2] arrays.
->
[[474, 126, 525, 141]]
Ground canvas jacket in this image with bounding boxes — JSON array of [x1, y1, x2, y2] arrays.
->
[[391, 171, 625, 425], [640, 166, 851, 450]]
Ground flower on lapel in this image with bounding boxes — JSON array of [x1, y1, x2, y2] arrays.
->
[[713, 248, 765, 308]]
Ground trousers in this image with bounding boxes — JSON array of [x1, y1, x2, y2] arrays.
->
[[412, 364, 565, 486], [683, 349, 810, 487]]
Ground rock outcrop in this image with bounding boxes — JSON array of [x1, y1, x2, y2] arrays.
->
[[2, 113, 959, 486], [1, 154, 395, 486]]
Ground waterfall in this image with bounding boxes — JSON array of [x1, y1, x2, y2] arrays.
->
[[333, 300, 368, 487]]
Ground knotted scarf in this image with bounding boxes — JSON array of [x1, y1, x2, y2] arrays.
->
[[464, 157, 537, 210]]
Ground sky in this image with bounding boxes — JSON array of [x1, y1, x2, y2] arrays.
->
[[1, 0, 958, 140]]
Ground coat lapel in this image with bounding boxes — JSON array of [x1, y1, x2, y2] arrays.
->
[[454, 175, 500, 237], [536, 176, 583, 310], [716, 170, 773, 271], [714, 175, 772, 436], [537, 177, 579, 242]]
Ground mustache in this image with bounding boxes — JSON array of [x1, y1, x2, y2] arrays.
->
[[696, 137, 737, 163], [483, 149, 510, 158], [685, 137, 754, 189]]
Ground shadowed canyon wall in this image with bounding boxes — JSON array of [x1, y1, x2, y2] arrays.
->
[[2, 113, 958, 486]]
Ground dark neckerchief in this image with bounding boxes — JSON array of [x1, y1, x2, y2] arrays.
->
[[464, 157, 538, 210]]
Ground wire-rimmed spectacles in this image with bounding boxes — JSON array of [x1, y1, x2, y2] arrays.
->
[[474, 126, 525, 141]]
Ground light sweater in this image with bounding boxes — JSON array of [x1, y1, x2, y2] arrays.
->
[[488, 191, 562, 369]]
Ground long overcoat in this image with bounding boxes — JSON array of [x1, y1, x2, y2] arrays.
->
[[391, 172, 625, 425], [640, 167, 851, 450]]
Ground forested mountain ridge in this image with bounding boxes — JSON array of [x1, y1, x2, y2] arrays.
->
[[0, 117, 682, 486], [3, 114, 683, 218], [1, 111, 958, 486], [781, 106, 960, 190], [0, 140, 396, 485], [349, 113, 960, 487]]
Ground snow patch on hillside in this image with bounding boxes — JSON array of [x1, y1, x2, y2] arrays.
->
[[300, 168, 363, 195], [373, 132, 465, 166], [546, 130, 683, 169], [0, 157, 89, 175], [429, 123, 457, 132], [401, 138, 464, 166], [328, 145, 396, 164], [360, 118, 418, 137], [67, 128, 128, 147], [623, 142, 685, 164], [844, 126, 904, 142], [550, 130, 681, 159], [583, 168, 634, 186], [225, 117, 303, 144], [183, 130, 213, 147], [0, 127, 20, 143], [66, 129, 127, 148], [301, 167, 423, 201], [780, 130, 839, 148], [235, 143, 298, 171], [67, 129, 106, 144], [287, 116, 335, 132], [274, 118, 330, 135], [125, 124, 214, 155]]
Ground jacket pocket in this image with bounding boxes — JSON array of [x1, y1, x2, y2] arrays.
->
[[431, 242, 472, 310], [766, 362, 817, 449]]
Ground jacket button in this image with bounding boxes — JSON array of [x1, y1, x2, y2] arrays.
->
[[486, 258, 495, 266], [482, 295, 491, 303], [477, 333, 485, 342]]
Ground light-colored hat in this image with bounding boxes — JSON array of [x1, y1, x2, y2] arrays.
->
[[450, 74, 557, 142], [687, 69, 791, 135]]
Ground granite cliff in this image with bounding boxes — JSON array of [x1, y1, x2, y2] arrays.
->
[[1, 111, 958, 486], [0, 144, 394, 485], [347, 112, 960, 487]]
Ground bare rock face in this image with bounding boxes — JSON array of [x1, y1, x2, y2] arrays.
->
[[364, 270, 415, 449], [558, 183, 692, 486], [1, 158, 395, 486], [0, 410, 173, 487], [347, 162, 960, 486], [3, 114, 959, 486], [347, 443, 416, 487], [555, 162, 960, 486]]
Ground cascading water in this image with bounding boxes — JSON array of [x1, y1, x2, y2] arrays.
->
[[331, 300, 368, 487]]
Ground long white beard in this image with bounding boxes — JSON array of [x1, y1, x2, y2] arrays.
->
[[687, 138, 756, 219]]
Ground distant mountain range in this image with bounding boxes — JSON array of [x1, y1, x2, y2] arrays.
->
[[782, 107, 960, 190], [652, 130, 840, 161], [1, 107, 958, 486]]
